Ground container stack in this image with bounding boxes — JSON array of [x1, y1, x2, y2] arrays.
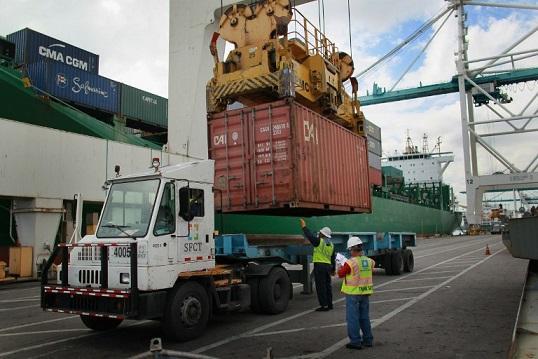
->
[[363, 119, 382, 186], [6, 28, 168, 138]]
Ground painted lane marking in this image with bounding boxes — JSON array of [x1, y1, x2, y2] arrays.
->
[[0, 320, 151, 357], [435, 264, 473, 269], [0, 316, 78, 333], [291, 248, 506, 359], [375, 285, 435, 293], [398, 276, 453, 282], [0, 298, 39, 303], [0, 329, 89, 337], [0, 304, 39, 312], [414, 238, 491, 259], [248, 305, 413, 339], [418, 270, 460, 275], [192, 243, 499, 354]]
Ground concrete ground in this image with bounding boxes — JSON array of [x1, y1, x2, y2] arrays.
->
[[0, 235, 528, 359]]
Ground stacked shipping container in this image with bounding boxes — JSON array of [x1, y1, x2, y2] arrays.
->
[[364, 119, 382, 186], [27, 61, 120, 113], [7, 28, 168, 130], [7, 28, 99, 73]]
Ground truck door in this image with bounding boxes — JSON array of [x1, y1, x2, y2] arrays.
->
[[177, 184, 206, 264], [153, 181, 177, 263]]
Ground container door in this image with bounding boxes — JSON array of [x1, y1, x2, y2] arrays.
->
[[248, 102, 292, 209]]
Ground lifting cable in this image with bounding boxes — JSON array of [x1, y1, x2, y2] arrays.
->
[[355, 5, 452, 79], [347, 0, 353, 59]]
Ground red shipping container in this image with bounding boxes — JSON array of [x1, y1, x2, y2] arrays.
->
[[369, 166, 382, 186], [208, 99, 371, 215]]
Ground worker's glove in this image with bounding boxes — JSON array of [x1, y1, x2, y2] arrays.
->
[[300, 218, 306, 228]]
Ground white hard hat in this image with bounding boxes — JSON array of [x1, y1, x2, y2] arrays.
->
[[319, 227, 332, 238], [347, 236, 363, 249]]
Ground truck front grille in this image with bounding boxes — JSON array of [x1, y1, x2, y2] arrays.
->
[[78, 269, 100, 285], [77, 247, 101, 261]]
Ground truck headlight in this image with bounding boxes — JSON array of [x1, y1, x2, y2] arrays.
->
[[120, 273, 130, 284]]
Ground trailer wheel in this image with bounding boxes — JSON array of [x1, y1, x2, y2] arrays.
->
[[259, 267, 291, 314], [247, 277, 263, 313], [163, 281, 209, 342], [403, 249, 414, 272], [391, 251, 403, 275], [80, 315, 123, 331], [383, 253, 393, 275]]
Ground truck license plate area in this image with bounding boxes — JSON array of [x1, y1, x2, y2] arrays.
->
[[42, 286, 132, 317]]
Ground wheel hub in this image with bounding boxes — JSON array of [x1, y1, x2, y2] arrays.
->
[[180, 296, 202, 326]]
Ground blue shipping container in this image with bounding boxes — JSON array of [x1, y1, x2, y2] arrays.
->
[[27, 61, 119, 113], [7, 28, 99, 73]]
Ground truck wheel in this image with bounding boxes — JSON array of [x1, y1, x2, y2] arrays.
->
[[80, 315, 122, 331], [403, 249, 414, 272], [383, 253, 393, 275], [259, 267, 291, 314], [163, 281, 209, 342], [391, 251, 403, 275], [247, 277, 262, 313]]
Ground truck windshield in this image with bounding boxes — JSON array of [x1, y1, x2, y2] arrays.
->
[[96, 179, 160, 238]]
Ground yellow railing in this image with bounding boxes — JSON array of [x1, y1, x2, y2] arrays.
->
[[287, 8, 338, 65]]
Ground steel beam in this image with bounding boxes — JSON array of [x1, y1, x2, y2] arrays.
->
[[464, 1, 538, 11]]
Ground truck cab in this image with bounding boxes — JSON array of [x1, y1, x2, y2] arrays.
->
[[41, 159, 293, 341]]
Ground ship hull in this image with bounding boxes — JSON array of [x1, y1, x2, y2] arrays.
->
[[216, 196, 462, 236]]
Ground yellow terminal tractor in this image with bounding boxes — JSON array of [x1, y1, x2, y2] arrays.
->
[[207, 0, 364, 134]]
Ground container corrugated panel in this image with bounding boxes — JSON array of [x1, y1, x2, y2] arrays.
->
[[364, 119, 381, 141], [0, 37, 15, 61], [27, 61, 119, 113], [368, 152, 381, 170], [367, 137, 382, 156], [369, 167, 382, 186], [7, 28, 99, 73], [208, 99, 371, 215], [120, 83, 167, 128]]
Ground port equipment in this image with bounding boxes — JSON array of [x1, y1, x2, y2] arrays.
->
[[40, 160, 415, 340], [206, 0, 361, 133], [352, 1, 538, 227]]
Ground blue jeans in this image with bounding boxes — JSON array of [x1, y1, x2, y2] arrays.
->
[[346, 295, 373, 346]]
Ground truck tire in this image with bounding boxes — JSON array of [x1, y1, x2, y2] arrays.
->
[[80, 315, 122, 331], [247, 277, 262, 313], [259, 267, 291, 314], [383, 253, 393, 275], [391, 251, 403, 275], [403, 249, 414, 272], [163, 281, 209, 342]]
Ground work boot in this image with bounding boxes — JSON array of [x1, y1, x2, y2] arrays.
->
[[315, 306, 329, 312], [328, 303, 334, 310], [345, 343, 362, 350]]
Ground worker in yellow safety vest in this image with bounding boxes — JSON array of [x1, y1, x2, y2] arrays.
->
[[337, 236, 375, 350], [300, 218, 335, 311]]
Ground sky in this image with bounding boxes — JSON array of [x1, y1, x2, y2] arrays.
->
[[1, 0, 537, 209]]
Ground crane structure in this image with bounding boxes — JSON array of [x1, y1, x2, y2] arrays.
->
[[353, 0, 538, 226]]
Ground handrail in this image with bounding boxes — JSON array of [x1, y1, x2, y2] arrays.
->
[[288, 8, 338, 64]]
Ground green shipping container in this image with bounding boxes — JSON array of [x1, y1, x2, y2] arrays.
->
[[120, 84, 168, 128], [382, 166, 403, 178]]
